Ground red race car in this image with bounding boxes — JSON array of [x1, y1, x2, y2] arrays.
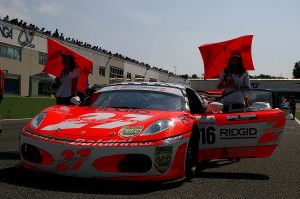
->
[[19, 82, 286, 182]]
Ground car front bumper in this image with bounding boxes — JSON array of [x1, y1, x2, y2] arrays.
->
[[19, 130, 190, 182]]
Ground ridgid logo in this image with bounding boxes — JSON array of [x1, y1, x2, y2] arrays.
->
[[220, 128, 257, 139]]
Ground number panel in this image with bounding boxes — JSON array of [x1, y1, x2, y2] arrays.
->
[[195, 113, 284, 150]]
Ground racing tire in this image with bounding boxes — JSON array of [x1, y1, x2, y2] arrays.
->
[[185, 129, 200, 180]]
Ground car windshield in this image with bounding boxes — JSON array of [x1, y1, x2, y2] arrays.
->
[[91, 90, 186, 111], [215, 89, 274, 112]]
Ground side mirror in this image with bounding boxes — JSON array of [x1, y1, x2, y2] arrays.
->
[[70, 96, 81, 106], [205, 102, 223, 113]]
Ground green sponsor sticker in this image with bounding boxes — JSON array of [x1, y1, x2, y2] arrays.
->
[[119, 126, 143, 138]]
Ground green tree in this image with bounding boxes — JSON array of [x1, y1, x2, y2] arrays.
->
[[179, 74, 189, 79], [293, 61, 300, 78], [250, 74, 277, 79], [191, 74, 199, 78]]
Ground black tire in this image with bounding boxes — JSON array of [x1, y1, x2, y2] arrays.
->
[[185, 129, 200, 180]]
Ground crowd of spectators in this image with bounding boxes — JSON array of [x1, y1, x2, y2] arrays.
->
[[1, 15, 178, 77]]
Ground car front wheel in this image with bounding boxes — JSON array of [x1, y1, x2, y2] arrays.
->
[[185, 130, 199, 180]]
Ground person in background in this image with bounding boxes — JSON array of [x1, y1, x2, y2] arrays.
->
[[0, 67, 4, 133], [54, 54, 80, 105], [289, 95, 296, 120], [217, 50, 250, 112]]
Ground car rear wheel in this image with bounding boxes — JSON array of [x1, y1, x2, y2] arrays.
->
[[185, 129, 199, 180]]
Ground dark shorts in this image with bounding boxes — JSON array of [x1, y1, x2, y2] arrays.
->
[[291, 108, 296, 114], [56, 96, 72, 105]]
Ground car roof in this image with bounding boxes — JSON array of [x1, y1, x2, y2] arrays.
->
[[97, 82, 190, 93]]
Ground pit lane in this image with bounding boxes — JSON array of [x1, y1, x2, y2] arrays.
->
[[0, 118, 299, 199]]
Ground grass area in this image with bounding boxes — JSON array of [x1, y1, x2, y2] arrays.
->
[[0, 96, 56, 119], [296, 112, 300, 120]]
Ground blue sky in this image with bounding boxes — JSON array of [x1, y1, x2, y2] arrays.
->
[[1, 0, 299, 78]]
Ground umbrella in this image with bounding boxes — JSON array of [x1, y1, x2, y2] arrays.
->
[[43, 38, 93, 93], [198, 35, 254, 80]]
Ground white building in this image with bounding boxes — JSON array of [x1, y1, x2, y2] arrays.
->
[[0, 20, 188, 97]]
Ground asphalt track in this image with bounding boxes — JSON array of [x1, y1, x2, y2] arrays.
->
[[0, 118, 299, 199]]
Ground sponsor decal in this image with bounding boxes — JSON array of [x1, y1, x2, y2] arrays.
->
[[220, 148, 229, 159], [101, 84, 183, 96], [196, 115, 216, 127], [226, 114, 258, 121], [108, 132, 116, 136], [228, 147, 257, 158], [154, 147, 173, 173], [110, 85, 164, 91], [22, 131, 154, 147], [95, 107, 150, 115], [163, 135, 183, 144], [220, 128, 257, 139], [42, 113, 153, 130], [55, 148, 92, 171], [259, 113, 285, 144], [119, 126, 143, 138], [177, 115, 193, 125], [68, 139, 153, 147]]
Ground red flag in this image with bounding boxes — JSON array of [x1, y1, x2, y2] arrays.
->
[[199, 35, 254, 80], [43, 38, 93, 93]]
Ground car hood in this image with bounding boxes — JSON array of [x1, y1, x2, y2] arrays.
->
[[24, 105, 193, 142]]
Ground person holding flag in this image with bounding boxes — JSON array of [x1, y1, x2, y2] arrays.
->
[[44, 38, 93, 105], [53, 53, 80, 105], [217, 50, 250, 112]]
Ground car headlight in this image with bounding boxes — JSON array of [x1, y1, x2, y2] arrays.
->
[[140, 119, 174, 136], [31, 112, 47, 129]]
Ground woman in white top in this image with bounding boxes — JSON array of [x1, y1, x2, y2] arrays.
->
[[55, 54, 80, 105], [217, 50, 250, 112]]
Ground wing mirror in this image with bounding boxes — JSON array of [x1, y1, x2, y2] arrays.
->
[[70, 96, 81, 106]]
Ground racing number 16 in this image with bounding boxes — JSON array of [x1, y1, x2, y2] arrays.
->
[[199, 127, 216, 144]]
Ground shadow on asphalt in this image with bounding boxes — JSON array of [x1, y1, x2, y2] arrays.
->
[[0, 157, 268, 194], [196, 171, 269, 180], [0, 166, 184, 195], [0, 151, 20, 160], [194, 159, 269, 181]]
